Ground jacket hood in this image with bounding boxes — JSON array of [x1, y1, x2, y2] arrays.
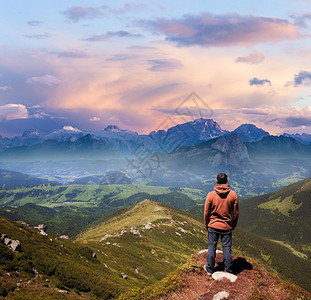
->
[[214, 184, 231, 196]]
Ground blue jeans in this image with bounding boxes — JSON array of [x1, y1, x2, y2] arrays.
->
[[205, 227, 233, 273]]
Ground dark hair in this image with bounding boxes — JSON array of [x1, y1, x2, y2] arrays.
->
[[217, 173, 228, 184]]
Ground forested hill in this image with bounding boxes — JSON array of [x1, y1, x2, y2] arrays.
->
[[238, 177, 311, 258]]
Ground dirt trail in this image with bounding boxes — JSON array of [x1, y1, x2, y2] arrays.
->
[[161, 252, 311, 300]]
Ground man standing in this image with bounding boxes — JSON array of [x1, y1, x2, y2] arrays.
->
[[204, 173, 239, 275]]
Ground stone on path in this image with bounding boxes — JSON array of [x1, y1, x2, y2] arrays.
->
[[212, 271, 237, 283], [212, 290, 229, 300]]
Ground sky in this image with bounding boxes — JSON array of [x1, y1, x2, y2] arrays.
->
[[1, 0, 311, 137]]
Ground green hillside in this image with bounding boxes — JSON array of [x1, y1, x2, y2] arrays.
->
[[238, 177, 311, 258], [0, 200, 311, 299], [0, 184, 205, 208], [0, 184, 206, 237]]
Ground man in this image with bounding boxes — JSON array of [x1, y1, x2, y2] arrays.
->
[[203, 173, 239, 276]]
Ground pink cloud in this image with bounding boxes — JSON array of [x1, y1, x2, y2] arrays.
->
[[143, 13, 302, 47], [26, 74, 61, 86], [0, 86, 11, 91], [0, 104, 29, 120], [236, 51, 265, 64]]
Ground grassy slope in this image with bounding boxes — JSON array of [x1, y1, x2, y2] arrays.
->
[[0, 217, 131, 299], [0, 199, 311, 298], [76, 200, 311, 293], [0, 184, 206, 208], [0, 184, 206, 237], [238, 177, 311, 257]]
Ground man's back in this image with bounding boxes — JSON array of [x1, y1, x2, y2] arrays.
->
[[204, 183, 239, 231]]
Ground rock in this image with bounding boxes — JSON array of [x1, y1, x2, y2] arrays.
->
[[10, 240, 21, 252], [102, 263, 108, 268], [212, 291, 229, 300], [178, 227, 187, 233], [121, 273, 128, 279], [113, 243, 120, 248], [120, 230, 126, 235], [92, 253, 97, 259], [175, 232, 181, 236], [35, 224, 47, 231], [39, 230, 48, 236], [212, 271, 237, 283], [1, 233, 8, 240], [57, 289, 69, 294], [135, 267, 139, 274], [130, 226, 140, 235], [21, 222, 29, 227], [3, 238, 12, 246], [144, 221, 153, 229], [197, 249, 223, 255], [46, 279, 50, 282], [59, 235, 69, 239]]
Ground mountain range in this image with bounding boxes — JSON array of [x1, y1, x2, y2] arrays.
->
[[1, 118, 309, 151]]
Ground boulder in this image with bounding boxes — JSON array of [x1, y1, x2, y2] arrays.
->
[[212, 271, 237, 283], [130, 226, 140, 235], [3, 238, 12, 246], [144, 221, 153, 229], [59, 235, 69, 239], [9, 240, 21, 252], [121, 272, 128, 279], [35, 224, 47, 231], [1, 234, 8, 240], [213, 291, 229, 300]]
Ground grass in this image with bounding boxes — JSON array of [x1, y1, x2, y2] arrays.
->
[[0, 184, 206, 208], [258, 195, 302, 216], [270, 240, 308, 260]]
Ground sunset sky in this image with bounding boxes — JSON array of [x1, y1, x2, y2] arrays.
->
[[1, 0, 311, 137]]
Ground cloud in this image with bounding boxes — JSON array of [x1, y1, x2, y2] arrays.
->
[[0, 86, 11, 91], [106, 54, 138, 61], [27, 21, 42, 26], [0, 104, 29, 120], [112, 3, 145, 14], [51, 51, 90, 58], [294, 70, 311, 86], [142, 13, 302, 47], [90, 116, 100, 122], [62, 6, 108, 22], [249, 77, 271, 86], [236, 51, 265, 64], [26, 74, 61, 86], [147, 59, 183, 72], [62, 125, 81, 132], [24, 34, 51, 39], [289, 13, 311, 27], [84, 30, 143, 42]]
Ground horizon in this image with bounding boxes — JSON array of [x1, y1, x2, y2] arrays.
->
[[0, 117, 308, 139], [1, 1, 311, 137]]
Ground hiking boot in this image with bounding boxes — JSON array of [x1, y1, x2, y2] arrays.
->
[[203, 264, 212, 276]]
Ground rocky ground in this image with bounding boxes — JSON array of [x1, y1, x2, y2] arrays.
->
[[162, 251, 311, 300]]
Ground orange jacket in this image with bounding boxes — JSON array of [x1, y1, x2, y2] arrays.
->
[[204, 184, 239, 231]]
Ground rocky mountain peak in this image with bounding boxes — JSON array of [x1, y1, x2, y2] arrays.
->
[[233, 123, 270, 142], [104, 125, 121, 132], [21, 128, 44, 138]]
